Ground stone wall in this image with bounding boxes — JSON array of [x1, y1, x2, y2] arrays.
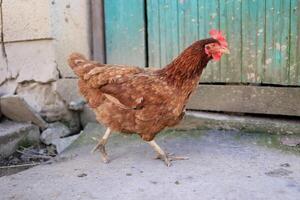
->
[[0, 0, 91, 131]]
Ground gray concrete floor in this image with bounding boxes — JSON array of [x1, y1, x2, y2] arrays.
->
[[1, 122, 300, 200]]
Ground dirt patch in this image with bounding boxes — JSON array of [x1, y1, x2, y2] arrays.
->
[[265, 168, 293, 177], [0, 145, 55, 177]]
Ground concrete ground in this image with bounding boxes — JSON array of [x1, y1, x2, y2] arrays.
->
[[1, 119, 300, 200]]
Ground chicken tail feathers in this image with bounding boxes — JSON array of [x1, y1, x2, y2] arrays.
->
[[68, 53, 96, 77]]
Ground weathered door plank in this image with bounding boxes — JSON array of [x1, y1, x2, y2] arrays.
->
[[178, 0, 199, 50], [219, 0, 242, 82], [289, 0, 300, 85], [264, 0, 290, 84], [241, 0, 265, 83], [104, 0, 146, 67], [198, 0, 221, 82], [147, 0, 161, 67], [159, 0, 179, 67]]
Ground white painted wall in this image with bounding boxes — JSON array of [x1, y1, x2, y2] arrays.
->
[[0, 0, 91, 124], [50, 0, 91, 78]]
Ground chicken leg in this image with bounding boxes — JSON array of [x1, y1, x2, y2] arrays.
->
[[91, 128, 111, 163], [147, 140, 189, 167]]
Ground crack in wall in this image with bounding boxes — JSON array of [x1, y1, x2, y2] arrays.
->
[[54, 61, 62, 78], [0, 0, 8, 65]]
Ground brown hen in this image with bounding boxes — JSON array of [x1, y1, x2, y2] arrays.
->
[[68, 34, 229, 166]]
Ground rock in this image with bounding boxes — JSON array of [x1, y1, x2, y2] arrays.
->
[[0, 95, 48, 129], [40, 122, 71, 145], [0, 79, 18, 96], [55, 80, 85, 131], [52, 134, 80, 154], [68, 100, 85, 111], [16, 82, 81, 133], [0, 120, 40, 158], [16, 82, 66, 122], [80, 105, 97, 127], [63, 111, 81, 134], [55, 79, 83, 103]]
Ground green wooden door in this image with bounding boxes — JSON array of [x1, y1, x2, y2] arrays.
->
[[104, 0, 146, 67], [104, 0, 300, 85]]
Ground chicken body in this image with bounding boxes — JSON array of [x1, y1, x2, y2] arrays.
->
[[69, 38, 221, 166], [77, 65, 190, 141]]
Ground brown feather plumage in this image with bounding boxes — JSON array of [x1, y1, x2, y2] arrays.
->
[[68, 38, 218, 141]]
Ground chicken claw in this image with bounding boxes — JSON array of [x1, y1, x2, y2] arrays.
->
[[91, 128, 111, 163], [155, 153, 189, 167], [148, 140, 189, 167], [91, 140, 109, 163]]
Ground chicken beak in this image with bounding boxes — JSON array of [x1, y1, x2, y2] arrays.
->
[[220, 47, 230, 54]]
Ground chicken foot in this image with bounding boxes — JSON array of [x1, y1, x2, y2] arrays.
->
[[91, 128, 111, 163], [147, 140, 189, 167]]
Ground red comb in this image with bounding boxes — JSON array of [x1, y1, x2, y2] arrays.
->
[[209, 29, 228, 48]]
